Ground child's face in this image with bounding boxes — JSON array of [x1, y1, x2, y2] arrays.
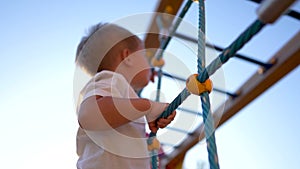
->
[[128, 43, 152, 91]]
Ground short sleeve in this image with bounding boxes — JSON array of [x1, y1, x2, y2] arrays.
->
[[78, 70, 137, 105]]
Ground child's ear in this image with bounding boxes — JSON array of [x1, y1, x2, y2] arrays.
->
[[121, 48, 133, 66]]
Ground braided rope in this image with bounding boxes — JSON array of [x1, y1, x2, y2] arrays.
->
[[154, 0, 194, 103], [197, 1, 220, 168], [155, 0, 194, 60], [201, 92, 219, 169], [159, 88, 191, 119], [198, 19, 265, 82], [155, 69, 163, 102], [149, 1, 266, 169], [153, 20, 266, 117], [197, 0, 206, 75], [149, 1, 194, 169], [149, 88, 191, 169]]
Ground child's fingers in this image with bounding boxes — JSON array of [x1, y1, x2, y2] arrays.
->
[[157, 118, 171, 124], [157, 119, 172, 128], [167, 111, 176, 120], [151, 110, 176, 130], [148, 122, 158, 133], [156, 121, 167, 128]]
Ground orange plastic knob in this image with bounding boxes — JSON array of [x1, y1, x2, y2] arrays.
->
[[186, 74, 213, 95]]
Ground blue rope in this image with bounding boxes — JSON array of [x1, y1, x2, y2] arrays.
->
[[148, 88, 191, 168], [198, 19, 265, 82], [155, 60, 164, 102], [151, 20, 266, 119], [154, 0, 194, 103], [197, 1, 220, 169], [201, 92, 219, 168], [159, 88, 191, 119], [197, 0, 206, 75], [155, 0, 194, 60], [148, 2, 266, 169], [149, 1, 194, 169]]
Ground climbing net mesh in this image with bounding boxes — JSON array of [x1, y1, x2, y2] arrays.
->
[[146, 0, 294, 168]]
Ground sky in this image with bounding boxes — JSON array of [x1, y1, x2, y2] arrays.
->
[[0, 0, 299, 169]]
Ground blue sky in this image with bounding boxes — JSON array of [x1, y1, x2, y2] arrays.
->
[[0, 1, 299, 169]]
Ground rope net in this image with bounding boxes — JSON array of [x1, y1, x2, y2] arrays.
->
[[147, 0, 267, 168]]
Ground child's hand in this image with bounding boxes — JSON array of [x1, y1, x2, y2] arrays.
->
[[148, 110, 176, 133]]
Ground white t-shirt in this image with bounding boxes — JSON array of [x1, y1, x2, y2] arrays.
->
[[76, 70, 150, 169]]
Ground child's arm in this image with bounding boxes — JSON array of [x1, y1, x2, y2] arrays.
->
[[78, 95, 173, 131]]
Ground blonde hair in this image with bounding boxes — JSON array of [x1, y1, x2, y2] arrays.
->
[[75, 23, 140, 76]]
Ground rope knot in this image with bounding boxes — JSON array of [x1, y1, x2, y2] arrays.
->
[[147, 136, 161, 151], [186, 74, 213, 95], [151, 57, 165, 67]]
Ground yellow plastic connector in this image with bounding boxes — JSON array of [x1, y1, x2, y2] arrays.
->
[[147, 137, 160, 151], [186, 74, 213, 95], [151, 57, 165, 67], [164, 5, 173, 14]]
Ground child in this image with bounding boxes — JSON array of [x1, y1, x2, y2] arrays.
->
[[75, 23, 176, 169]]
